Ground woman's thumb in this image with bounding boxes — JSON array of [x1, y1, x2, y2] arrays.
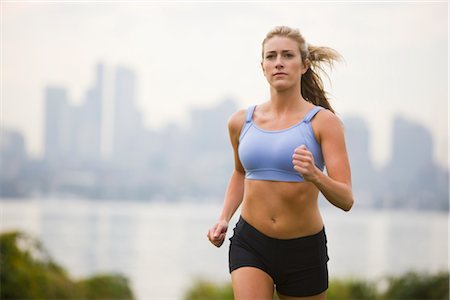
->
[[214, 224, 223, 238]]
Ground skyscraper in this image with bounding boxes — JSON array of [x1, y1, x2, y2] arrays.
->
[[342, 116, 377, 207], [44, 87, 71, 163], [74, 64, 104, 163], [112, 66, 145, 166]]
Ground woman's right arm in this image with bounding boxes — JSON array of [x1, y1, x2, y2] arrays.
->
[[207, 109, 246, 248]]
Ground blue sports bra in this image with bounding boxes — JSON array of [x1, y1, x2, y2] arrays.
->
[[238, 105, 325, 182]]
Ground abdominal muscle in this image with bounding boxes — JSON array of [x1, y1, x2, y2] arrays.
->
[[240, 179, 324, 239]]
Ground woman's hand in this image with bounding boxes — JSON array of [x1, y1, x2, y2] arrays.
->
[[292, 145, 319, 182], [207, 220, 228, 248]]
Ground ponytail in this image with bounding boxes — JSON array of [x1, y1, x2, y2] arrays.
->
[[301, 45, 342, 114]]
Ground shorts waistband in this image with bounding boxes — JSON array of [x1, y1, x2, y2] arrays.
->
[[236, 215, 326, 245]]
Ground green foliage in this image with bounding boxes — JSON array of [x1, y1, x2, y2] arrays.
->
[[76, 273, 134, 299], [185, 271, 449, 300], [0, 231, 79, 299], [184, 280, 234, 300], [0, 231, 134, 299], [327, 278, 377, 299], [183, 280, 282, 300], [381, 271, 449, 300]]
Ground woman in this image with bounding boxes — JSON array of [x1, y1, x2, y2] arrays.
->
[[207, 26, 354, 300]]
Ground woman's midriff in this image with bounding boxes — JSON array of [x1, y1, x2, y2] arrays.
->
[[240, 179, 324, 239]]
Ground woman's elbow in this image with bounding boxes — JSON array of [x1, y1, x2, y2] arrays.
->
[[342, 195, 354, 212]]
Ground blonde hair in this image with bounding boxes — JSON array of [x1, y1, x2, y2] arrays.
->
[[262, 26, 342, 113]]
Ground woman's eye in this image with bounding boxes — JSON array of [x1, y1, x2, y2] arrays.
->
[[284, 53, 294, 58], [265, 55, 275, 60]]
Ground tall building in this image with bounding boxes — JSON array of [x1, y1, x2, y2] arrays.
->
[[74, 64, 104, 163], [44, 87, 71, 163], [342, 116, 377, 207], [379, 115, 447, 209], [386, 115, 434, 187], [189, 98, 236, 151], [44, 65, 105, 165], [111, 66, 146, 166], [0, 128, 28, 196]]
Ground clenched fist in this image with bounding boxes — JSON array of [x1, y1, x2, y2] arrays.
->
[[207, 220, 228, 247], [292, 145, 319, 182]]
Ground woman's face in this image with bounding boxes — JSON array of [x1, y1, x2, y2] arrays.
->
[[261, 36, 308, 91]]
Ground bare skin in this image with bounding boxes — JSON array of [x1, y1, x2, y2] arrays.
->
[[208, 36, 354, 300]]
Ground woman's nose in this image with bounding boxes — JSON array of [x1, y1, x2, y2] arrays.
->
[[275, 56, 284, 69], [275, 62, 284, 69]]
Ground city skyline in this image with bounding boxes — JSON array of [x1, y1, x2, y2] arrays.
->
[[1, 64, 446, 169], [2, 71, 447, 210], [2, 2, 448, 168], [3, 61, 448, 170]]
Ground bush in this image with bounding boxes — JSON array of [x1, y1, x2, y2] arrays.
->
[[184, 280, 234, 300], [327, 278, 377, 299], [76, 273, 134, 299], [382, 271, 449, 300], [0, 231, 135, 299], [0, 231, 79, 299]]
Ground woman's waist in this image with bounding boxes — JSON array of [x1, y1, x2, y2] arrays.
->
[[240, 195, 323, 239], [233, 216, 327, 249]]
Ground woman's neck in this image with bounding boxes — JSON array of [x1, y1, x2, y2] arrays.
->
[[268, 86, 308, 114]]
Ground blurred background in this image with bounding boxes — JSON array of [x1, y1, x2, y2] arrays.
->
[[1, 1, 448, 299]]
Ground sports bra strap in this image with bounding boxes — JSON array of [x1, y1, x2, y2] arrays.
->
[[303, 106, 323, 123], [246, 105, 256, 123], [245, 105, 322, 124]]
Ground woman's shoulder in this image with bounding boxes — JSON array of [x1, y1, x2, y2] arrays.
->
[[316, 107, 342, 124], [314, 107, 345, 134], [227, 107, 249, 135]]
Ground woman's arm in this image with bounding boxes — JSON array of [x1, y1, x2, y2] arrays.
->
[[218, 169, 245, 223], [292, 110, 354, 211], [208, 109, 247, 247]]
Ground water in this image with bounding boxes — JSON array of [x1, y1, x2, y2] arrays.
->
[[0, 198, 448, 299]]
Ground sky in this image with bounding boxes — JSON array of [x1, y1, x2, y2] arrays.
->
[[1, 1, 448, 168]]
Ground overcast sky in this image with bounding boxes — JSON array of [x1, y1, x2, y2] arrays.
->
[[2, 1, 448, 168]]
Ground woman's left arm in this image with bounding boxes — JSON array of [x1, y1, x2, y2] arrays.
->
[[293, 110, 354, 211]]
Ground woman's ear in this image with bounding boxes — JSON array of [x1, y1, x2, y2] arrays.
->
[[301, 59, 310, 75], [261, 61, 266, 76]]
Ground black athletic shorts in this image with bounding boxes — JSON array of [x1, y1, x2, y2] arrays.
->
[[229, 216, 329, 297]]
